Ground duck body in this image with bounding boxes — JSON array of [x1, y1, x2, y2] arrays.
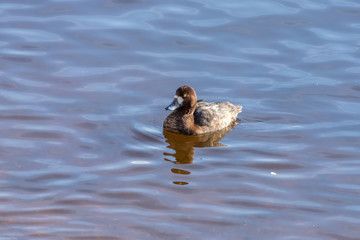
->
[[163, 85, 242, 135]]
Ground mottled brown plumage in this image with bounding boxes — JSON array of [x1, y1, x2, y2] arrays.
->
[[164, 86, 242, 135]]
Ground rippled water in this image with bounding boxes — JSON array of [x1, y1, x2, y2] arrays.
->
[[1, 0, 360, 239]]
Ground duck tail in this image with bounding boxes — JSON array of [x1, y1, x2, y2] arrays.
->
[[236, 105, 242, 113]]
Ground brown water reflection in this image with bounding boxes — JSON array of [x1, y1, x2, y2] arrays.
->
[[163, 123, 237, 185]]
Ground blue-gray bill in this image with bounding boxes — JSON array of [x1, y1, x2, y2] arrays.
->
[[165, 97, 181, 111]]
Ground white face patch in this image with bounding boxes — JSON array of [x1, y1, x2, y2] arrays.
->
[[177, 96, 183, 105]]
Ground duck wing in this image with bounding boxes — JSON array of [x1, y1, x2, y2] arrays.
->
[[194, 102, 241, 128]]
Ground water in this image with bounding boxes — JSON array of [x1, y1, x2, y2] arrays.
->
[[1, 0, 360, 239]]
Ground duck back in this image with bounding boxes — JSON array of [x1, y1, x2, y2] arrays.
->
[[194, 102, 242, 134]]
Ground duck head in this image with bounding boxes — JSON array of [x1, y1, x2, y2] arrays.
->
[[165, 85, 197, 112]]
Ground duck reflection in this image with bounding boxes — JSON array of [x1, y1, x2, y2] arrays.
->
[[163, 123, 237, 185]]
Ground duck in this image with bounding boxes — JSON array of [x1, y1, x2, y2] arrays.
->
[[163, 85, 242, 135]]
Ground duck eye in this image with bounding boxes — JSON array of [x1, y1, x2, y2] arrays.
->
[[183, 94, 187, 98]]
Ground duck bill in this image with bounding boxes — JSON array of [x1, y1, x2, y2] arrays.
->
[[165, 98, 180, 111]]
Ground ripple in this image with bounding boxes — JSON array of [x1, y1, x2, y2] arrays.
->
[[0, 3, 32, 13], [12, 77, 51, 87], [111, 0, 145, 5], [246, 161, 303, 171], [190, 0, 298, 18], [334, 100, 360, 114], [1, 90, 75, 103], [0, 138, 36, 149], [265, 63, 309, 78], [27, 173, 73, 183], [284, 0, 327, 10], [281, 40, 358, 53], [189, 18, 230, 27], [347, 67, 360, 73], [138, 51, 249, 63], [304, 54, 360, 63], [55, 67, 117, 77], [280, 40, 360, 64], [310, 28, 360, 41], [240, 48, 279, 55], [20, 131, 66, 139], [332, 0, 360, 7], [0, 47, 46, 57], [130, 122, 163, 144], [79, 83, 119, 92], [0, 115, 53, 121], [77, 153, 99, 159], [82, 114, 109, 121], [153, 4, 198, 15], [55, 65, 159, 77], [63, 11, 159, 30], [1, 28, 62, 42], [131, 160, 151, 165], [1, 55, 33, 63]]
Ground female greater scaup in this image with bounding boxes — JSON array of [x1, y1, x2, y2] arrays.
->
[[163, 85, 242, 135]]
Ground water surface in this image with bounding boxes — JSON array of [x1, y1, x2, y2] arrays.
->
[[1, 0, 360, 239]]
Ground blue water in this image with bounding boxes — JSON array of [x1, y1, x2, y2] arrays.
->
[[1, 0, 359, 239]]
